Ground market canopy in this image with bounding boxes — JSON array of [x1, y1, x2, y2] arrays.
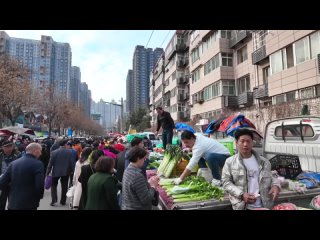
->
[[0, 126, 35, 136]]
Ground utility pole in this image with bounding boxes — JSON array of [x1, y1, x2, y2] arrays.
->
[[121, 97, 124, 134]]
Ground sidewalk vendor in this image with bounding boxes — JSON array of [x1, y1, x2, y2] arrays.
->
[[221, 128, 280, 210], [174, 130, 230, 185]]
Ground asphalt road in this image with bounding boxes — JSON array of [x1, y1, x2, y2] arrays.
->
[[38, 184, 71, 210]]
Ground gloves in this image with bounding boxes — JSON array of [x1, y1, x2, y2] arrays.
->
[[173, 178, 182, 185]]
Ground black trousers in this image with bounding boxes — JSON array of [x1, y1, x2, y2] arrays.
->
[[51, 176, 69, 204], [0, 187, 9, 210], [69, 173, 74, 188]]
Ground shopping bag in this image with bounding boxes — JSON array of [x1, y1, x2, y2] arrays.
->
[[45, 175, 52, 190], [66, 186, 75, 198]]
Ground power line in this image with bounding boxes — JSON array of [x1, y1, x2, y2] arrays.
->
[[145, 30, 154, 48], [160, 30, 173, 48]]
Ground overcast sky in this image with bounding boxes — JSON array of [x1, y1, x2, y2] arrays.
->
[[2, 30, 174, 103]]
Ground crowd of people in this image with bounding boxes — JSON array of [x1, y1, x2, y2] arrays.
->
[[0, 120, 281, 210], [0, 134, 159, 210]]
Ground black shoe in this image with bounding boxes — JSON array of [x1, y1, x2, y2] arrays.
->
[[50, 202, 57, 206], [60, 202, 66, 206]]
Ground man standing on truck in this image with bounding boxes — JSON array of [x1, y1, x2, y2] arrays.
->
[[155, 106, 175, 150], [221, 128, 280, 210]]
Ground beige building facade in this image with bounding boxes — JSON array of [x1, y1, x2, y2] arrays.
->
[[150, 30, 320, 129]]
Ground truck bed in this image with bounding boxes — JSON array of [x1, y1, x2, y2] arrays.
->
[[158, 187, 320, 210]]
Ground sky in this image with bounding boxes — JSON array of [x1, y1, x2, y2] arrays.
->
[[2, 30, 174, 103]]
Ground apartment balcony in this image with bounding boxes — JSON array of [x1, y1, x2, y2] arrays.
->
[[253, 85, 268, 99], [178, 94, 184, 101], [252, 45, 267, 64], [238, 92, 253, 106], [176, 59, 189, 68], [224, 96, 238, 107], [229, 30, 250, 48], [177, 76, 189, 84], [176, 43, 187, 52]]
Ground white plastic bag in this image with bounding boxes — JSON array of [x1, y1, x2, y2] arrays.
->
[[197, 168, 213, 183], [66, 186, 75, 198]]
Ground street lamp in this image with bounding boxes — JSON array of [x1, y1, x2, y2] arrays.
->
[[102, 97, 124, 133]]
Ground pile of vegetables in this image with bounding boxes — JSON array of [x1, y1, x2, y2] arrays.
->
[[159, 176, 224, 203], [157, 145, 189, 178], [147, 161, 160, 169]]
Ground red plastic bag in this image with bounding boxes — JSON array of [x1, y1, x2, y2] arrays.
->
[[272, 203, 297, 210]]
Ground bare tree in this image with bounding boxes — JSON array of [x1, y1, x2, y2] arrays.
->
[[0, 54, 33, 126]]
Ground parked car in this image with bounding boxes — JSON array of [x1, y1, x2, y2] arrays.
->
[[142, 132, 162, 147]]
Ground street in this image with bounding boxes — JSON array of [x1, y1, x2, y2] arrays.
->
[[38, 184, 71, 210]]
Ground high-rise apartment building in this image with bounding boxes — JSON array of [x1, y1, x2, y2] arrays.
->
[[70, 66, 81, 105], [131, 45, 163, 113], [0, 31, 72, 97], [126, 70, 134, 113]]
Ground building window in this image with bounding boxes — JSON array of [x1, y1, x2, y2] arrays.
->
[[300, 87, 314, 99], [172, 71, 176, 81], [253, 30, 268, 51], [286, 91, 296, 102], [221, 53, 233, 67], [275, 94, 285, 104], [262, 66, 270, 85], [204, 58, 212, 75], [237, 75, 250, 94], [222, 80, 235, 95], [191, 47, 200, 64], [310, 31, 320, 59], [270, 50, 283, 75], [283, 45, 294, 69], [237, 45, 248, 64], [220, 30, 231, 39], [191, 68, 201, 83], [316, 85, 320, 96], [294, 36, 310, 65], [190, 30, 200, 43]]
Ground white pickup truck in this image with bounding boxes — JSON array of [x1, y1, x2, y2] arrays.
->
[[263, 116, 320, 173]]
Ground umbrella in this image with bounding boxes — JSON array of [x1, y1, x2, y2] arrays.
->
[[0, 126, 35, 136], [175, 122, 195, 133]]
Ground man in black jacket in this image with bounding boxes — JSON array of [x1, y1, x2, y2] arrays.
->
[[0, 143, 44, 210], [155, 106, 175, 150]]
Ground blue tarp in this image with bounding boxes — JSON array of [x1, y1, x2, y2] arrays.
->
[[175, 122, 195, 133]]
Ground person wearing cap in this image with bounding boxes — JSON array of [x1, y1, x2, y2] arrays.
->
[[0, 143, 44, 210], [0, 141, 21, 210]]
